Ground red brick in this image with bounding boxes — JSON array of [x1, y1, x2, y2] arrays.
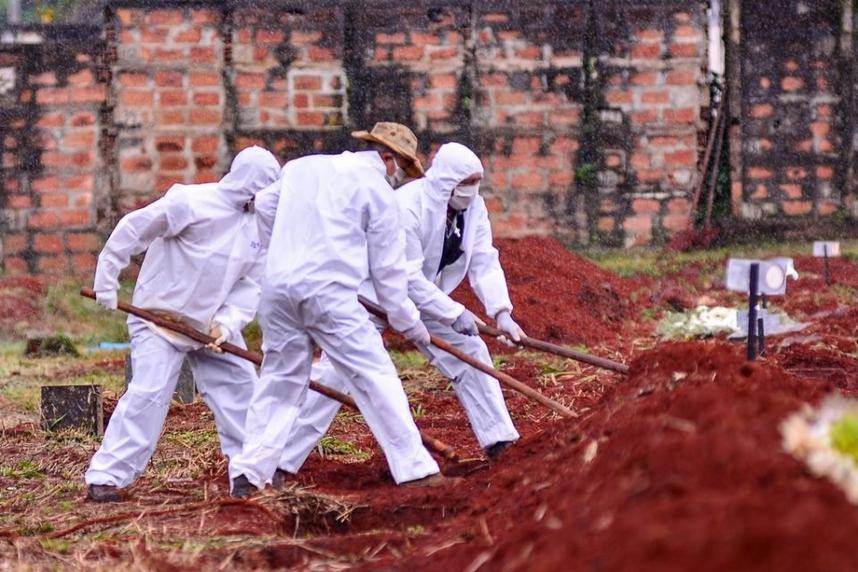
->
[[786, 166, 807, 180], [119, 72, 148, 88], [161, 155, 188, 171], [411, 32, 441, 46], [191, 9, 218, 25], [624, 214, 652, 233], [666, 69, 697, 85], [192, 135, 220, 153], [4, 256, 29, 274], [750, 103, 773, 119], [28, 211, 61, 229], [70, 112, 97, 127], [293, 93, 309, 108], [120, 155, 153, 172], [189, 109, 221, 124], [67, 69, 94, 87], [142, 28, 169, 43], [667, 198, 690, 214], [73, 192, 93, 208], [606, 90, 632, 105], [632, 44, 661, 59], [494, 91, 527, 106], [70, 86, 106, 104], [779, 184, 802, 199], [630, 153, 650, 169], [664, 108, 696, 124], [431, 73, 457, 89], [191, 47, 217, 63], [515, 45, 541, 59], [155, 136, 184, 152], [816, 165, 833, 180], [36, 88, 70, 105], [598, 217, 615, 232], [296, 112, 325, 126], [148, 9, 183, 25], [3, 233, 27, 255], [748, 167, 773, 180], [158, 110, 186, 125], [810, 122, 830, 138], [632, 72, 658, 86], [64, 130, 95, 148], [36, 113, 65, 128], [511, 137, 541, 155], [631, 109, 658, 124], [175, 28, 202, 43], [308, 47, 335, 61], [377, 32, 406, 44], [782, 77, 804, 91], [635, 28, 663, 42], [66, 175, 93, 192], [782, 200, 812, 216], [193, 92, 220, 106], [669, 43, 697, 58], [393, 45, 424, 61], [38, 255, 67, 273], [663, 213, 689, 232], [818, 201, 839, 216], [293, 75, 322, 90], [632, 198, 660, 214], [641, 90, 669, 105], [160, 90, 189, 106], [155, 71, 183, 87], [511, 171, 544, 191], [665, 149, 696, 167], [121, 90, 154, 107], [34, 233, 63, 253], [7, 195, 31, 209], [236, 73, 266, 89], [259, 92, 288, 108], [190, 72, 220, 87]]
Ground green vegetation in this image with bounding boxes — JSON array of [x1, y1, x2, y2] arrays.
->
[[316, 436, 370, 461], [0, 460, 44, 479], [830, 414, 858, 465]]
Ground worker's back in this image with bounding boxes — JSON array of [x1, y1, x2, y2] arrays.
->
[[263, 151, 390, 296]]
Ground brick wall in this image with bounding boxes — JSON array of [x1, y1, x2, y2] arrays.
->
[[0, 26, 106, 277], [0, 0, 853, 277]]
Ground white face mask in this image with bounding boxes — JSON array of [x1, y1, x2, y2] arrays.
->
[[385, 161, 407, 188], [449, 182, 479, 211]]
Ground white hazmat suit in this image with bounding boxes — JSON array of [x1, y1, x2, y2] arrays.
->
[[228, 151, 440, 489], [85, 146, 280, 488], [277, 143, 519, 475]]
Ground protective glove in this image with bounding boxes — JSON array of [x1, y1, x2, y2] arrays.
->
[[495, 310, 525, 345], [95, 290, 118, 310], [206, 322, 232, 353], [401, 320, 431, 347], [452, 309, 480, 336]]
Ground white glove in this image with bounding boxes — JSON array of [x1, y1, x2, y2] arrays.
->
[[496, 310, 525, 344], [206, 322, 231, 353], [401, 320, 431, 347], [452, 309, 480, 336], [95, 289, 118, 310]]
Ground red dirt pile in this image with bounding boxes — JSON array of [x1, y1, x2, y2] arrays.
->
[[386, 341, 858, 572], [0, 276, 44, 333], [452, 237, 636, 347]]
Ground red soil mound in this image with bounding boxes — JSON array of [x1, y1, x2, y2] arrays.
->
[[384, 341, 858, 572], [451, 237, 635, 347], [0, 276, 44, 330]]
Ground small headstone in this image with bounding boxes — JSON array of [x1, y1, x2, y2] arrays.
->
[[813, 241, 841, 257], [124, 354, 196, 404], [41, 385, 103, 435]]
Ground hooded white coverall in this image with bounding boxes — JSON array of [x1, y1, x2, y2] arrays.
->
[[228, 151, 439, 489], [85, 146, 280, 488], [276, 143, 519, 475]]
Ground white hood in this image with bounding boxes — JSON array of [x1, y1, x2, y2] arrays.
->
[[424, 142, 484, 204], [218, 146, 281, 206]]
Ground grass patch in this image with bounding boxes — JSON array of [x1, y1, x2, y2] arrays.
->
[[316, 436, 370, 461], [831, 413, 858, 464], [0, 460, 45, 479]]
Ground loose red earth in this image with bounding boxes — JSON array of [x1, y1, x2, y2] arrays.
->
[[1, 238, 855, 570]]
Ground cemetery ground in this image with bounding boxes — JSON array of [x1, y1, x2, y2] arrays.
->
[[0, 238, 856, 570]]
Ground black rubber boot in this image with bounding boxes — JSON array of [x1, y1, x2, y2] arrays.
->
[[485, 440, 514, 461], [87, 484, 123, 502], [271, 468, 294, 490], [231, 474, 258, 499]]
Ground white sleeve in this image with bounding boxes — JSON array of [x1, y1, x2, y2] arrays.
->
[[467, 199, 513, 318], [212, 246, 264, 335], [400, 202, 464, 325], [365, 184, 420, 332], [254, 179, 281, 249], [93, 188, 193, 294]]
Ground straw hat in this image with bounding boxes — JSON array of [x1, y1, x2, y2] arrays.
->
[[351, 122, 425, 178]]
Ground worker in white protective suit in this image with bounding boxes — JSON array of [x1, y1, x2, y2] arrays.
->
[[274, 142, 522, 481], [229, 123, 448, 497], [85, 146, 280, 502]]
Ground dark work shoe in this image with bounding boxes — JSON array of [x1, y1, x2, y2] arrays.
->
[[272, 468, 295, 490], [87, 484, 123, 503], [485, 440, 514, 461], [231, 474, 259, 499]]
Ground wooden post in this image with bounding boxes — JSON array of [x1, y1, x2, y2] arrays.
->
[[41, 385, 103, 435]]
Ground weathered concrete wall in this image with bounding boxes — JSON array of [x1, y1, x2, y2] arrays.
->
[[3, 0, 852, 277]]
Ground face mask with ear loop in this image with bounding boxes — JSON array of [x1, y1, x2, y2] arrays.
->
[[385, 158, 408, 188], [449, 182, 480, 211]]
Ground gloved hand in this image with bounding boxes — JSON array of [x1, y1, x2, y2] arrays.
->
[[496, 310, 525, 345], [206, 322, 231, 353], [452, 309, 480, 336], [95, 290, 118, 310], [401, 320, 431, 347]]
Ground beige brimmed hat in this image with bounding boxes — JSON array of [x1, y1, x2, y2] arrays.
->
[[351, 122, 425, 178]]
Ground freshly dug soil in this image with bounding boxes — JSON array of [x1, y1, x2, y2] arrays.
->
[[0, 276, 44, 330], [381, 341, 858, 572], [452, 237, 636, 347]]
